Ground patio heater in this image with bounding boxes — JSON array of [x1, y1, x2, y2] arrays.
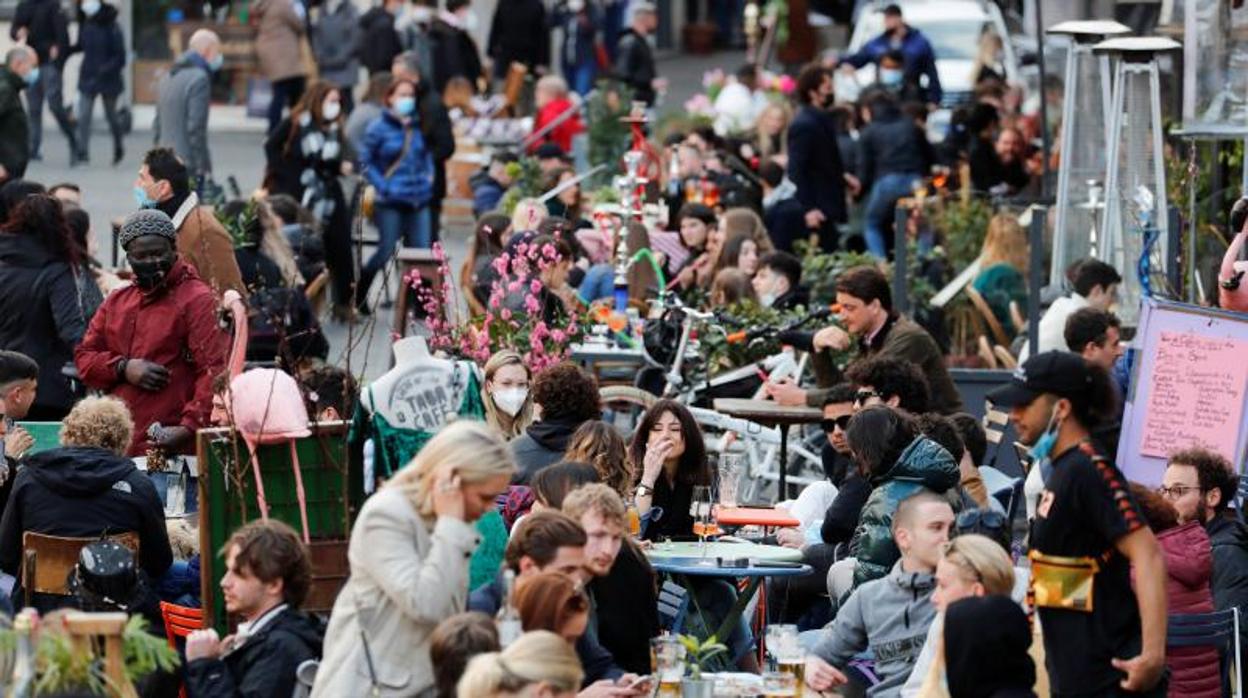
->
[[1046, 20, 1130, 291], [1094, 37, 1182, 326]]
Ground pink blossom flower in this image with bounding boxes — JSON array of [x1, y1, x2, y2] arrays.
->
[[530, 278, 542, 295], [488, 294, 502, 309], [524, 294, 542, 314], [777, 75, 797, 94], [550, 329, 567, 344], [492, 255, 510, 276], [500, 308, 512, 321], [541, 243, 558, 260]]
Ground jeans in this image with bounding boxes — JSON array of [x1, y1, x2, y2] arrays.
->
[[268, 76, 307, 134], [358, 202, 431, 309], [26, 63, 77, 157], [564, 59, 596, 96], [76, 90, 123, 159], [862, 172, 922, 259]]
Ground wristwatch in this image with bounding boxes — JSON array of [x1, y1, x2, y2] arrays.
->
[[635, 483, 655, 498]]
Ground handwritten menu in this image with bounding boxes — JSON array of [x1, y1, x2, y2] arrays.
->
[[1139, 332, 1248, 461]]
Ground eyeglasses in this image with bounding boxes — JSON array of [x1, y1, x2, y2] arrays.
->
[[821, 415, 852, 432], [956, 508, 1007, 532], [1157, 485, 1202, 500], [853, 390, 882, 405]]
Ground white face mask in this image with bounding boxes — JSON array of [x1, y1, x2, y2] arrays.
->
[[462, 9, 480, 32], [493, 388, 528, 417], [322, 100, 341, 122], [759, 292, 777, 308]]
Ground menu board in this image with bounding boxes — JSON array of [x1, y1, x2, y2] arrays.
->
[[1119, 299, 1248, 486]]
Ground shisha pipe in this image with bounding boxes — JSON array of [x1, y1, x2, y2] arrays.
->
[[613, 103, 655, 312]]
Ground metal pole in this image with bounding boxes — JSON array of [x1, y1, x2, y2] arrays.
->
[[1034, 0, 1051, 200], [1188, 140, 1199, 303], [893, 204, 909, 316], [1028, 207, 1046, 354], [1167, 206, 1182, 296]]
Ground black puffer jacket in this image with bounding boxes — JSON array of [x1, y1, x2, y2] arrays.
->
[[0, 446, 173, 610], [186, 607, 324, 698], [1208, 514, 1248, 695], [0, 233, 95, 416]]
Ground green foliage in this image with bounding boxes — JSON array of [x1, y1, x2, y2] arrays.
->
[[796, 240, 875, 306], [587, 80, 635, 185], [678, 633, 729, 681], [216, 198, 258, 249], [10, 615, 182, 696], [766, 0, 791, 46], [498, 156, 546, 216], [933, 196, 993, 271]]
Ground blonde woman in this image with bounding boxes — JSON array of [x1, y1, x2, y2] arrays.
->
[[511, 198, 549, 234], [564, 420, 632, 498], [456, 630, 583, 698], [971, 213, 1029, 338], [313, 421, 515, 697], [710, 208, 774, 281], [754, 102, 792, 167], [482, 350, 534, 440], [901, 534, 1018, 698], [970, 29, 1006, 86]]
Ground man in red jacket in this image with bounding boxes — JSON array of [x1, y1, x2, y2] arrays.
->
[[75, 209, 228, 456], [528, 74, 584, 157]]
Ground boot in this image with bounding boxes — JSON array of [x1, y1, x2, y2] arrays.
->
[[112, 138, 124, 167]]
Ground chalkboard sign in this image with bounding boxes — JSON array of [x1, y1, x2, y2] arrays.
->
[[1119, 299, 1248, 485]]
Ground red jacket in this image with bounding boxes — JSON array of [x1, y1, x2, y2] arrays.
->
[[75, 259, 229, 456], [528, 97, 584, 155], [1157, 521, 1221, 698]]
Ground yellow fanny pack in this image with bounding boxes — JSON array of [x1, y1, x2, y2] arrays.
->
[[1028, 551, 1100, 613]]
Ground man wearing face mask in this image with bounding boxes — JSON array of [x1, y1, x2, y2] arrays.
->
[[0, 46, 38, 183], [751, 251, 806, 310], [837, 4, 942, 107], [430, 0, 484, 94], [133, 147, 245, 299], [787, 64, 856, 252], [75, 210, 229, 457], [9, 0, 79, 165], [154, 29, 223, 188]]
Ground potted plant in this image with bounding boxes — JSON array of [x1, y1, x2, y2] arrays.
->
[[677, 633, 728, 698]]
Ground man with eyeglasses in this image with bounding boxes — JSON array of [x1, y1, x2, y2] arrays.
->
[[1161, 447, 1248, 695]]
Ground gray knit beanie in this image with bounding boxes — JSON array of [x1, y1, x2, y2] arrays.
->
[[119, 209, 177, 250]]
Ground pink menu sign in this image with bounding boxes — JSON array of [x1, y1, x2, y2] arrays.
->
[[1140, 332, 1248, 461]]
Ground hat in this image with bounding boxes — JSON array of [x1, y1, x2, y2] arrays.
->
[[119, 209, 177, 250], [630, 0, 657, 19], [986, 351, 1094, 408], [67, 540, 149, 613], [535, 142, 568, 161]]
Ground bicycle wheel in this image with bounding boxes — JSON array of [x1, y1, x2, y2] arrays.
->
[[599, 385, 659, 432]]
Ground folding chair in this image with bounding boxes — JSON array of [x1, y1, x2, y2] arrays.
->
[[22, 531, 140, 607], [1168, 608, 1242, 698], [160, 602, 204, 698], [657, 580, 690, 634]]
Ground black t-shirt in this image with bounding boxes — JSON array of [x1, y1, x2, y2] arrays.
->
[[1029, 442, 1146, 695], [643, 474, 695, 542]]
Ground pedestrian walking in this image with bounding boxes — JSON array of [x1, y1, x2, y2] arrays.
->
[[430, 0, 484, 94], [9, 0, 79, 165], [0, 47, 38, 184], [154, 30, 222, 190], [72, 0, 126, 166], [253, 0, 308, 134], [487, 0, 548, 81], [787, 64, 854, 251], [357, 0, 404, 77], [311, 0, 360, 115], [613, 1, 662, 106], [553, 0, 601, 96]]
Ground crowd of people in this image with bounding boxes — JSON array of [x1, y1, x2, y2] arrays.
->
[[0, 0, 1244, 697]]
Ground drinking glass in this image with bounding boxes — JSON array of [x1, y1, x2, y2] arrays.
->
[[718, 452, 744, 508], [762, 671, 799, 697], [650, 635, 686, 694], [690, 485, 713, 562]]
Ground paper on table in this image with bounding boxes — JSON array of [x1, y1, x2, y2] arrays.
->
[[1139, 332, 1248, 461]]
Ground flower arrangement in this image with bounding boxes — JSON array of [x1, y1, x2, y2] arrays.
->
[[684, 93, 716, 119], [702, 69, 727, 101], [409, 241, 582, 373]]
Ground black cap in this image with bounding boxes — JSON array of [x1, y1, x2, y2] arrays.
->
[[535, 142, 568, 161], [883, 4, 903, 16], [986, 351, 1095, 408]]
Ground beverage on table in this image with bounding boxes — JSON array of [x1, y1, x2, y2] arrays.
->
[[651, 634, 685, 697], [763, 671, 800, 697]]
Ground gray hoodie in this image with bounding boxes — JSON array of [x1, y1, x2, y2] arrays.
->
[[813, 560, 937, 698]]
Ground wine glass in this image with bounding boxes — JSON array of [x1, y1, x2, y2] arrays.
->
[[691, 485, 713, 563]]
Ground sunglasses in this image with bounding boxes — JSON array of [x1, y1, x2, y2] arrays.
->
[[854, 390, 882, 405], [821, 415, 852, 432], [956, 508, 1007, 531]]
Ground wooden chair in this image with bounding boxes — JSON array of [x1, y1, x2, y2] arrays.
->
[[1009, 300, 1026, 336], [62, 611, 137, 698], [993, 345, 1019, 369], [160, 602, 204, 698], [303, 269, 330, 316], [500, 62, 529, 117], [22, 531, 140, 607], [977, 336, 999, 369], [965, 286, 1012, 347]]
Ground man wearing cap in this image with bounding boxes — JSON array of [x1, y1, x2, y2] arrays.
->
[[989, 351, 1167, 697], [614, 1, 664, 107], [75, 209, 229, 457]]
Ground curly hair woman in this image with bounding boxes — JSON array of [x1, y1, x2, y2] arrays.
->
[[564, 421, 632, 498]]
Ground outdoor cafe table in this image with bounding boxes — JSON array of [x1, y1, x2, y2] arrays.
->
[[712, 399, 823, 498], [714, 506, 801, 533], [646, 541, 809, 665]]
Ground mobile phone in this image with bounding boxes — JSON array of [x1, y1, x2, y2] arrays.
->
[[623, 674, 653, 690]]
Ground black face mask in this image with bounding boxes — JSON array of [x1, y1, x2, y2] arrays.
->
[[131, 256, 174, 289]]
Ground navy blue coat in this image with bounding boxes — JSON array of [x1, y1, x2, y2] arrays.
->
[[787, 105, 847, 225], [74, 3, 125, 97], [360, 110, 434, 208]]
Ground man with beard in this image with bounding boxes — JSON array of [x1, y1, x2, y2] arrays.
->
[[1161, 448, 1248, 695], [74, 210, 229, 457], [787, 64, 857, 251]]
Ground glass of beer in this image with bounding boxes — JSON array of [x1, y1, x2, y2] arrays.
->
[[766, 624, 804, 695], [762, 671, 800, 697], [650, 635, 685, 696]]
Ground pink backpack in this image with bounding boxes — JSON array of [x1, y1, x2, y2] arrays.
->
[[229, 368, 312, 543]]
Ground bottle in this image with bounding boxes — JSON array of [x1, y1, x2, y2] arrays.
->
[[496, 569, 523, 648], [10, 609, 36, 698]]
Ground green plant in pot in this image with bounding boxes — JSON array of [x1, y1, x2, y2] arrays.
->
[[677, 634, 727, 698]]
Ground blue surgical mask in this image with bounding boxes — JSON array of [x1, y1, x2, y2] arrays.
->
[[1029, 405, 1061, 481], [208, 53, 224, 72], [82, 0, 101, 17], [394, 96, 416, 117], [23, 67, 39, 87], [133, 185, 157, 209], [879, 68, 903, 87]]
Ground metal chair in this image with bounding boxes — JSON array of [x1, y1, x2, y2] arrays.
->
[[160, 602, 204, 698], [1167, 608, 1242, 698], [657, 580, 690, 633]]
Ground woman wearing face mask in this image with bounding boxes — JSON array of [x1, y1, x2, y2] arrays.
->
[[263, 81, 355, 320], [72, 0, 127, 166], [989, 351, 1167, 697], [358, 78, 435, 315], [482, 350, 533, 441]]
